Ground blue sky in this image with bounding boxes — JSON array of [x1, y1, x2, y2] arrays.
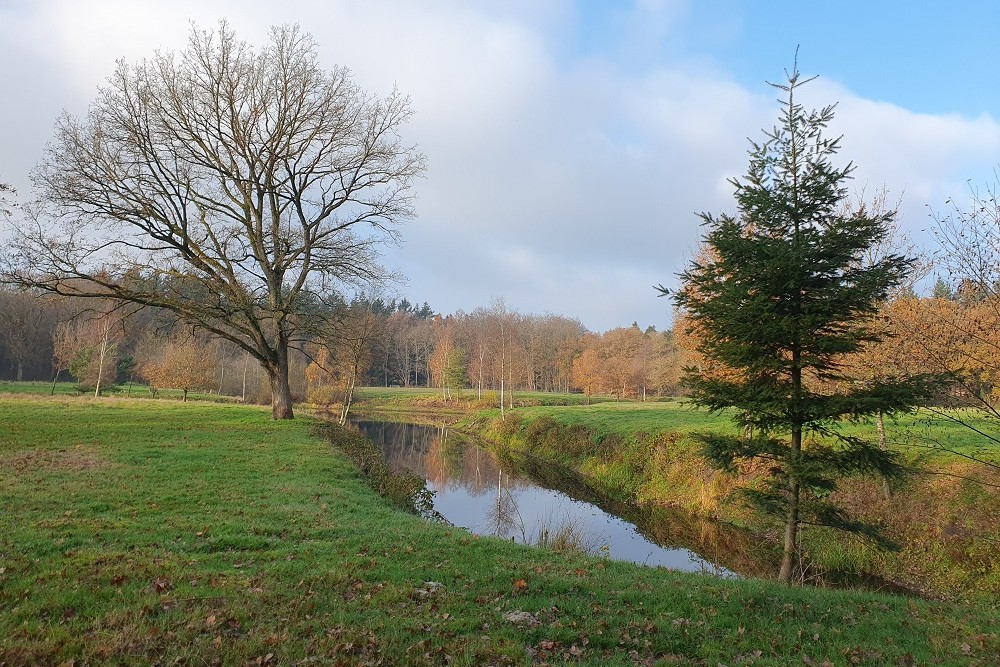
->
[[2, 0, 999, 331], [567, 1, 1000, 116]]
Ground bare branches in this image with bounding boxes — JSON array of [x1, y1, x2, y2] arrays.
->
[[3, 22, 424, 418]]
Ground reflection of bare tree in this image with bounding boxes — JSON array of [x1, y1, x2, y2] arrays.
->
[[423, 428, 450, 488], [463, 447, 489, 495], [483, 470, 526, 541]]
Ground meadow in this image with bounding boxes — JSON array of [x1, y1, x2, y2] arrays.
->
[[1, 391, 998, 665]]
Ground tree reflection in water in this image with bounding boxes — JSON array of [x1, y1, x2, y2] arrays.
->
[[484, 469, 527, 541], [350, 418, 754, 576]]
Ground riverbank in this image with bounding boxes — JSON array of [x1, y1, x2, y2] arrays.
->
[[3, 393, 998, 665], [460, 401, 1000, 602]]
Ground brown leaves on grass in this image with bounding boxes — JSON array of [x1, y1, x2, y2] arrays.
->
[[151, 576, 173, 593], [524, 637, 587, 663], [0, 445, 111, 473]]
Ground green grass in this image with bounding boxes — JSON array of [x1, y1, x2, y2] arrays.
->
[[0, 380, 241, 404], [492, 399, 1000, 461], [2, 394, 998, 664], [510, 400, 736, 437]]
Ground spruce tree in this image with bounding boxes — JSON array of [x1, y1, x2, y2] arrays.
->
[[671, 64, 933, 583]]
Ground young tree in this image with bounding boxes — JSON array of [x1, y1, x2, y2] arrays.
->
[[670, 64, 933, 583], [52, 304, 125, 395], [571, 343, 604, 403], [140, 331, 216, 402], [305, 302, 382, 424], [3, 22, 424, 419], [443, 348, 467, 400]]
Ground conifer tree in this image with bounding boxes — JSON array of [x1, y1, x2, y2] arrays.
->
[[671, 63, 934, 583]]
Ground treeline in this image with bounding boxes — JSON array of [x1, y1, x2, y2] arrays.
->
[[0, 289, 685, 404], [5, 278, 1000, 411]]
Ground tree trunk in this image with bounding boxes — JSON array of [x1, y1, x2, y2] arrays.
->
[[265, 350, 294, 420], [95, 323, 110, 398], [241, 351, 250, 402], [340, 365, 358, 426], [779, 473, 800, 583], [779, 354, 803, 584], [877, 410, 891, 499]]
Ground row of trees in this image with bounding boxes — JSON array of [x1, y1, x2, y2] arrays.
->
[[0, 286, 692, 406]]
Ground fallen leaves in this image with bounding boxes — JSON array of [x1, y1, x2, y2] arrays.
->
[[524, 638, 587, 662], [412, 580, 444, 600], [151, 576, 173, 593], [503, 609, 541, 628]]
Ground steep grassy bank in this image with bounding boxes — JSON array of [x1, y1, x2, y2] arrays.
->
[[1, 393, 998, 665], [469, 402, 1000, 601]]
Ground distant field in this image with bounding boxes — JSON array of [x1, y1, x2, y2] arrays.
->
[[6, 379, 994, 462], [353, 385, 617, 407], [489, 400, 1000, 462], [0, 380, 241, 404]]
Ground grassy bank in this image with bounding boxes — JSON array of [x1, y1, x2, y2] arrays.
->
[[1, 393, 998, 665], [468, 401, 1000, 602]]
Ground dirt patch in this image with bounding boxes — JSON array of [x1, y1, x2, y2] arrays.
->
[[0, 445, 112, 472]]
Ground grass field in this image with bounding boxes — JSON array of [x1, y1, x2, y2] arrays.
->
[[353, 386, 612, 408], [0, 380, 240, 404], [2, 393, 998, 665], [490, 400, 1000, 461]]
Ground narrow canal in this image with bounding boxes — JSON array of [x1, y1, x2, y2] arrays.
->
[[351, 419, 751, 576]]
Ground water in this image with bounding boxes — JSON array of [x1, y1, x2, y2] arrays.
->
[[351, 419, 742, 576]]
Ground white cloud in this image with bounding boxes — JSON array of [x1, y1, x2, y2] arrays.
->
[[2, 0, 1000, 331]]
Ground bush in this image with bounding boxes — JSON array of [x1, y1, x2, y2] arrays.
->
[[307, 384, 341, 406]]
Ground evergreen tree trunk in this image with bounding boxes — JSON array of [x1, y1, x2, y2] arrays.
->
[[779, 353, 804, 584], [877, 410, 891, 499], [779, 438, 801, 584]]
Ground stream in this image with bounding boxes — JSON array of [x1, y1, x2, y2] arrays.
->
[[350, 418, 768, 576]]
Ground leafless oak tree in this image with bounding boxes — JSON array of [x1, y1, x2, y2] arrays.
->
[[2, 22, 424, 418]]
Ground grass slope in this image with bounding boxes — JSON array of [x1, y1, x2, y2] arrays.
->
[[469, 400, 1000, 601], [1, 394, 997, 665]]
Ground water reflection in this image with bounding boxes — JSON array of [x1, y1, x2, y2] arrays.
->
[[351, 419, 759, 576]]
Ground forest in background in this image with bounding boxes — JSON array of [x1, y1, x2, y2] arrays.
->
[[4, 275, 1000, 416]]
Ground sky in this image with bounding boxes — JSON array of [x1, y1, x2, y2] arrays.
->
[[2, 0, 1000, 332]]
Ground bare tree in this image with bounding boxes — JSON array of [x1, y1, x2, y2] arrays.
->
[[0, 180, 14, 220], [0, 289, 48, 381], [2, 22, 424, 419]]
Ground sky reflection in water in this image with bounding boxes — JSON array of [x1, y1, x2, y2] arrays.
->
[[352, 419, 733, 576]]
